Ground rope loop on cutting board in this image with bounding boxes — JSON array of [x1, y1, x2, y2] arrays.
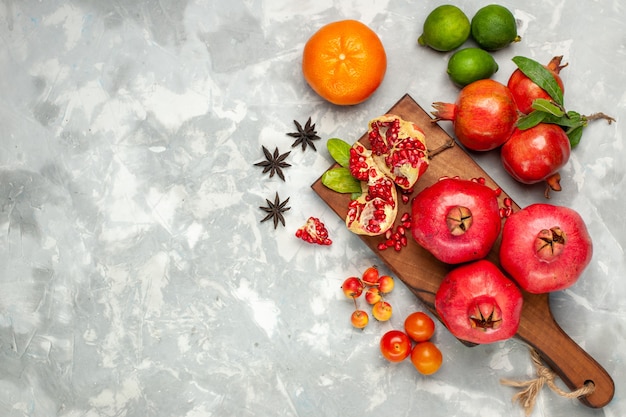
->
[[500, 348, 595, 416]]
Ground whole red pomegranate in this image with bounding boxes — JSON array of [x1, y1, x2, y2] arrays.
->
[[368, 114, 430, 190], [431, 79, 518, 151], [501, 123, 571, 195], [435, 259, 523, 344], [499, 203, 593, 294], [508, 56, 567, 114], [411, 177, 501, 264], [346, 141, 397, 236]]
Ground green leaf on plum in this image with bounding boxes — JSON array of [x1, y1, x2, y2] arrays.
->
[[512, 56, 564, 106]]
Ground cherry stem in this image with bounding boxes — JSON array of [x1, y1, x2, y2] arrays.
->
[[428, 139, 455, 159]]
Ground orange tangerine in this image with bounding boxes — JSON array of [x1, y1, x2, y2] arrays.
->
[[302, 20, 387, 105]]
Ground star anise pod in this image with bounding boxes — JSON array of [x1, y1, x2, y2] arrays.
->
[[259, 192, 291, 229], [287, 117, 321, 152], [254, 146, 291, 181]]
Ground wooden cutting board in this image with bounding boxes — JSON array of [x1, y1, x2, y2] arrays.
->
[[311, 94, 614, 408]]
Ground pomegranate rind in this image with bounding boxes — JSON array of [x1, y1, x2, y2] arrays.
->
[[435, 260, 523, 344], [499, 203, 593, 294], [501, 124, 571, 184], [435, 79, 518, 151], [507, 56, 566, 115], [368, 114, 429, 190], [411, 177, 501, 264], [346, 141, 398, 236]]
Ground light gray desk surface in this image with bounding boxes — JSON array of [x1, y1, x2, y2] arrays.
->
[[0, 1, 624, 416]]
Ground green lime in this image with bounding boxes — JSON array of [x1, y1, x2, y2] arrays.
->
[[471, 4, 521, 51], [447, 47, 499, 87], [418, 5, 471, 52]]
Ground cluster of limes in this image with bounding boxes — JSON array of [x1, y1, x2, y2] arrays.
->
[[418, 4, 521, 87]]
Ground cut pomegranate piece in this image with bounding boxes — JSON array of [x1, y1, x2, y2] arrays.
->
[[346, 141, 398, 236], [368, 114, 429, 190], [295, 216, 332, 245]]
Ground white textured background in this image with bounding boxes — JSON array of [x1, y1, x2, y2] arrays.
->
[[0, 0, 624, 416]]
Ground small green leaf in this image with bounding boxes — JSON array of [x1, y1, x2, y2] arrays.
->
[[543, 111, 584, 129], [321, 167, 362, 194], [512, 56, 564, 106], [531, 99, 564, 117], [326, 138, 352, 167], [567, 111, 584, 126], [517, 110, 547, 130], [566, 126, 584, 148]]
